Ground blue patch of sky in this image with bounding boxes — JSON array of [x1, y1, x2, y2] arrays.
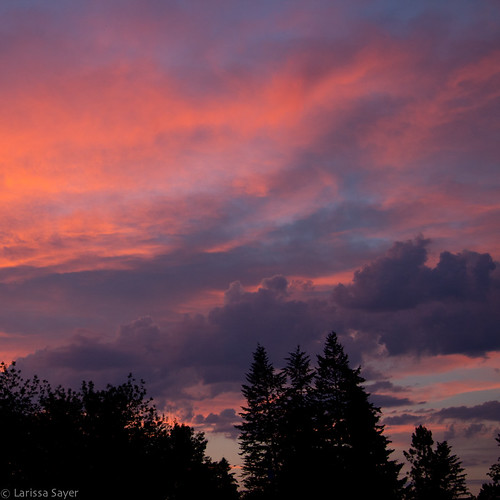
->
[[362, 0, 500, 39]]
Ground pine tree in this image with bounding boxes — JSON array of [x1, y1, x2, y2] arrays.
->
[[280, 340, 399, 497], [434, 441, 469, 499], [478, 433, 500, 500], [313, 332, 404, 499], [237, 344, 285, 498], [276, 346, 316, 497], [404, 425, 470, 500], [237, 333, 405, 499]]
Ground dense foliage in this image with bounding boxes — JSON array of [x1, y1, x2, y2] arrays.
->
[[0, 362, 239, 500], [237, 332, 404, 499]]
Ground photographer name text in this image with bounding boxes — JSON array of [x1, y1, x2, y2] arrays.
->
[[1, 489, 79, 499]]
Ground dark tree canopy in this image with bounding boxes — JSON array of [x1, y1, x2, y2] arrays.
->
[[237, 332, 404, 499], [0, 362, 239, 500], [404, 425, 470, 500]]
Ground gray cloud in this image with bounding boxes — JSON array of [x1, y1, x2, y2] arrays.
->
[[383, 413, 425, 426], [13, 238, 500, 426], [16, 275, 334, 405], [433, 401, 500, 423], [383, 401, 500, 431], [194, 409, 240, 439], [332, 236, 497, 310], [369, 394, 414, 408], [331, 237, 500, 356]]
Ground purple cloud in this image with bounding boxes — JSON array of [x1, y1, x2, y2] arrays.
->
[[331, 237, 500, 356], [14, 237, 500, 403]]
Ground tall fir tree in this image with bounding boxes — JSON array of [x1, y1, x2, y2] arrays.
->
[[276, 346, 316, 497], [237, 344, 285, 499], [404, 425, 470, 500], [313, 332, 404, 499], [434, 441, 470, 499], [237, 332, 404, 499]]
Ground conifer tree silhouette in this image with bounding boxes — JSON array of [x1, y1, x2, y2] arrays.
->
[[276, 346, 316, 498], [313, 332, 403, 499], [237, 332, 404, 499], [237, 344, 285, 498], [404, 425, 470, 500]]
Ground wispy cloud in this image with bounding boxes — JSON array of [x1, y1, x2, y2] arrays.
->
[[1, 0, 499, 492]]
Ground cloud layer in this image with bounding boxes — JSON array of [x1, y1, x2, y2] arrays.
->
[[1, 0, 500, 494], [16, 239, 500, 427]]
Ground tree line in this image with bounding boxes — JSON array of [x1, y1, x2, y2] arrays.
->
[[0, 362, 239, 500], [1, 332, 499, 499], [237, 332, 500, 500]]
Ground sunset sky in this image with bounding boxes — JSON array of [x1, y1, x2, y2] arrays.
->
[[2, 0, 500, 493]]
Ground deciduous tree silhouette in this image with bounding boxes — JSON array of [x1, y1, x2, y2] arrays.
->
[[478, 433, 500, 500], [0, 362, 239, 500], [404, 425, 470, 500]]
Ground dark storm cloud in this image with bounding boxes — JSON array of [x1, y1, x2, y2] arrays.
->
[[332, 236, 497, 310], [13, 237, 500, 419], [204, 275, 334, 368], [330, 237, 500, 356], [16, 275, 334, 402], [333, 236, 432, 310]]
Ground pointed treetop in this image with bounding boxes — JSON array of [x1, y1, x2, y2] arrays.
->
[[284, 345, 314, 391], [321, 331, 350, 366]]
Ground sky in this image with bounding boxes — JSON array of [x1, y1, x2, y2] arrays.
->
[[1, 0, 500, 493]]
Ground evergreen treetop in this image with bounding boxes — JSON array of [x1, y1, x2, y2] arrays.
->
[[237, 332, 404, 499]]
